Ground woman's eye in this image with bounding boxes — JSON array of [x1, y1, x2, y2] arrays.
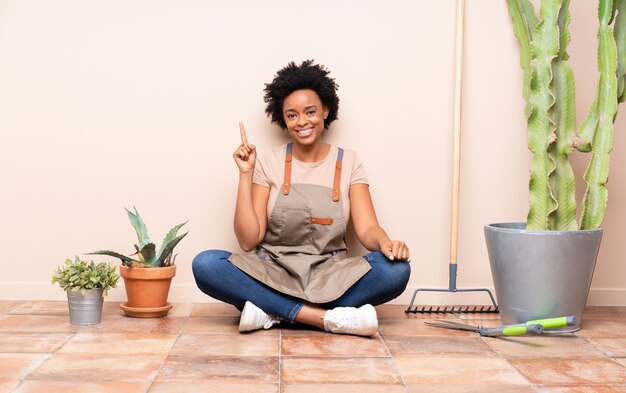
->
[[307, 111, 316, 116]]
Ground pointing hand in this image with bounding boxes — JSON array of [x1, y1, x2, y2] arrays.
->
[[233, 122, 257, 174]]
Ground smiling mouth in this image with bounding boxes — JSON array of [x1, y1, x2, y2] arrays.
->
[[295, 128, 314, 137]]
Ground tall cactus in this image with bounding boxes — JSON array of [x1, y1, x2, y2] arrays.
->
[[507, 0, 626, 230]]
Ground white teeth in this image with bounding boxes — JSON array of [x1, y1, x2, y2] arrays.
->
[[297, 128, 313, 137]]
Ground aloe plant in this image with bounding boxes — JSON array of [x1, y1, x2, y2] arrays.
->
[[507, 0, 626, 230], [88, 207, 188, 268]]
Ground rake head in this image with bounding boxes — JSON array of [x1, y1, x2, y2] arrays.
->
[[406, 304, 499, 314], [405, 285, 499, 314]]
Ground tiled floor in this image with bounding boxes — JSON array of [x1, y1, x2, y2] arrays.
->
[[0, 301, 625, 393]]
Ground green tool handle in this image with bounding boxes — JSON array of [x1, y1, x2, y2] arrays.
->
[[482, 316, 576, 337], [524, 316, 576, 330], [501, 323, 543, 336], [483, 323, 544, 337]]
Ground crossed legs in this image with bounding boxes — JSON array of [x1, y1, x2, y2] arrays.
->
[[192, 250, 410, 331]]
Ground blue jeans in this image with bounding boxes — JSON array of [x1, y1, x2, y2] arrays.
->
[[192, 250, 411, 323]]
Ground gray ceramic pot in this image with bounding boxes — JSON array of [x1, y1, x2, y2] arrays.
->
[[484, 223, 602, 332], [67, 288, 104, 326]]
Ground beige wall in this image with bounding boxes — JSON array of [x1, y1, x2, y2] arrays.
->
[[1, 0, 624, 305]]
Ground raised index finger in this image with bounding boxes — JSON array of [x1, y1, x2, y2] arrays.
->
[[239, 121, 249, 145]]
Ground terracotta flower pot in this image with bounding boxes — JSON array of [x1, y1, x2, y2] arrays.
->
[[119, 265, 176, 318]]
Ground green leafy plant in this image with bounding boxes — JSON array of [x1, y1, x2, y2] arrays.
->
[[507, 0, 625, 230], [88, 207, 189, 268], [52, 256, 119, 295]]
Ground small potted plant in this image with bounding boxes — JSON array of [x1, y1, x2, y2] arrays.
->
[[52, 256, 119, 326], [88, 207, 188, 318]]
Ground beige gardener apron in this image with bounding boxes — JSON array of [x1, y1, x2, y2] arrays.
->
[[229, 143, 371, 303]]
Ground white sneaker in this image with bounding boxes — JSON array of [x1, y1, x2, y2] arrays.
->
[[323, 304, 378, 337], [239, 301, 281, 333]]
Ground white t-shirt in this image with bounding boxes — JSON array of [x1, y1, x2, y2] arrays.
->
[[253, 144, 369, 220]]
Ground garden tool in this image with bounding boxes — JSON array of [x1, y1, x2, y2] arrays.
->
[[406, 0, 498, 314], [424, 316, 577, 337]]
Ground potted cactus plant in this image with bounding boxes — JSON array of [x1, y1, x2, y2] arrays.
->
[[88, 207, 188, 318], [52, 256, 119, 325], [485, 0, 625, 331]]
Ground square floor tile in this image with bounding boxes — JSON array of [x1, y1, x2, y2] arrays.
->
[[281, 357, 402, 384], [101, 302, 125, 316], [170, 334, 278, 357], [394, 355, 528, 384], [0, 301, 26, 315], [156, 355, 278, 383], [448, 314, 502, 327], [407, 384, 535, 393], [586, 338, 626, 358], [26, 353, 166, 381], [10, 301, 69, 316], [583, 307, 626, 319], [0, 333, 72, 353], [456, 313, 503, 321], [280, 325, 330, 337], [182, 316, 278, 335], [181, 316, 239, 335], [576, 318, 626, 338], [190, 303, 241, 317], [0, 315, 80, 333], [162, 303, 195, 318], [0, 354, 50, 379], [379, 319, 475, 337], [375, 304, 413, 319], [81, 315, 185, 334], [0, 381, 19, 393], [281, 334, 389, 357], [534, 386, 626, 392], [148, 381, 278, 392], [281, 383, 408, 393], [384, 335, 498, 357], [58, 333, 177, 355], [484, 336, 606, 359], [376, 305, 458, 320], [509, 358, 626, 385], [101, 303, 194, 318], [13, 381, 150, 393]]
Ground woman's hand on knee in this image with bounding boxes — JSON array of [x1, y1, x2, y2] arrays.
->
[[380, 240, 410, 262]]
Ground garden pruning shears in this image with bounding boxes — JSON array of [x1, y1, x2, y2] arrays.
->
[[424, 316, 577, 337]]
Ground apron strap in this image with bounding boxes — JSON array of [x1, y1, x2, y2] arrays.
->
[[332, 148, 344, 202], [283, 143, 293, 195], [283, 143, 343, 202]]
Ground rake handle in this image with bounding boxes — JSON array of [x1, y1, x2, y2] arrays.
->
[[450, 0, 465, 267]]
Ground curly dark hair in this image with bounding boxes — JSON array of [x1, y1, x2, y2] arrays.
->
[[264, 60, 339, 130]]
